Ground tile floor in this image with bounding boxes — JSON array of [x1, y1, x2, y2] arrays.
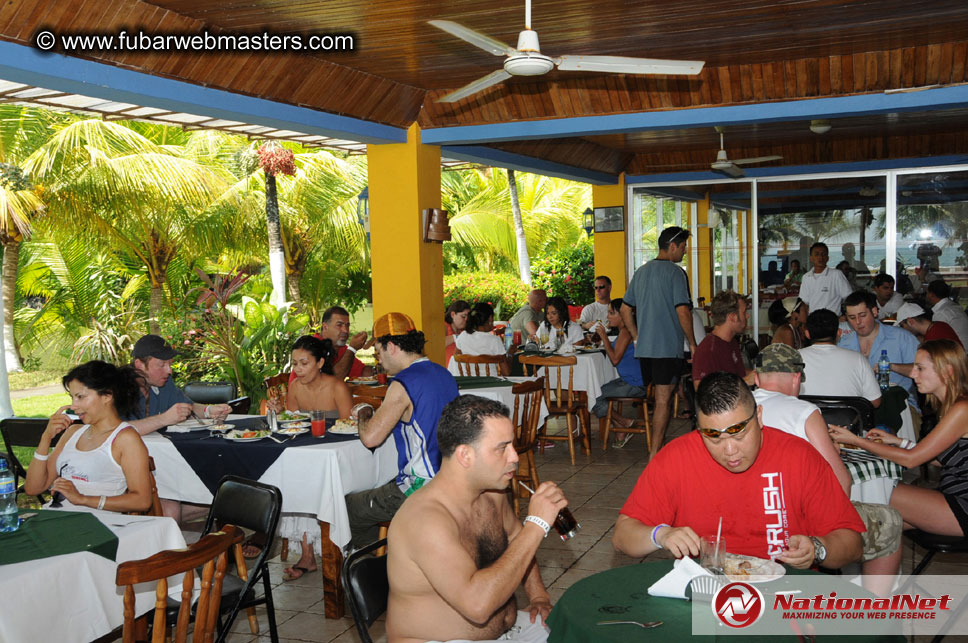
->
[[209, 415, 962, 643]]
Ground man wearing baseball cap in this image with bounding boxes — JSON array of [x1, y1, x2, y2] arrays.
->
[[753, 343, 852, 493], [895, 302, 963, 347], [345, 312, 459, 548], [125, 334, 231, 435]]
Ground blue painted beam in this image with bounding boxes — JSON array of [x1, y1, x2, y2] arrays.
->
[[639, 186, 705, 201], [0, 40, 406, 145], [421, 86, 968, 145], [626, 155, 968, 184], [441, 145, 618, 185]]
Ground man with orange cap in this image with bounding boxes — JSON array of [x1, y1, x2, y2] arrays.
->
[[345, 312, 459, 549]]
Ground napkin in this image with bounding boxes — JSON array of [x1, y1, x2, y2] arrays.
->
[[165, 419, 211, 433], [556, 343, 576, 355], [647, 557, 712, 600]]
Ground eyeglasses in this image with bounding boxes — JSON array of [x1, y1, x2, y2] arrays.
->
[[698, 409, 757, 439], [594, 285, 609, 290]]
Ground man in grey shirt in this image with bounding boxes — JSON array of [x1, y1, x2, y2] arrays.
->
[[509, 288, 547, 338], [622, 226, 696, 455]]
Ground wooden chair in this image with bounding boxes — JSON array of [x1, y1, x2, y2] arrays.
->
[[453, 353, 505, 377], [519, 355, 590, 465], [115, 524, 244, 643], [124, 456, 162, 517], [510, 378, 544, 516], [261, 373, 290, 414], [600, 397, 651, 452], [351, 384, 388, 410]]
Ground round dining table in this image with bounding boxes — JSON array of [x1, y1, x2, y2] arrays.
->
[[546, 561, 905, 642]]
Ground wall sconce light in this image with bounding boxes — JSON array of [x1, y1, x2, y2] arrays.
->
[[583, 207, 594, 236], [423, 208, 452, 243]]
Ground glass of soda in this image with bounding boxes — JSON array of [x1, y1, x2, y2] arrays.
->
[[553, 507, 581, 541]]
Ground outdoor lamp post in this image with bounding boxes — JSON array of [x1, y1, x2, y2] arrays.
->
[[583, 207, 594, 237], [357, 186, 370, 242]]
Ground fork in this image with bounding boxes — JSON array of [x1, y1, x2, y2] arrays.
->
[[266, 434, 285, 444], [597, 620, 663, 629]]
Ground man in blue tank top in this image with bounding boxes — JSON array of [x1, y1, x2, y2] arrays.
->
[[346, 312, 459, 549]]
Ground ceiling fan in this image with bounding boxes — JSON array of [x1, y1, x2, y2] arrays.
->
[[710, 128, 782, 178], [429, 0, 704, 103]]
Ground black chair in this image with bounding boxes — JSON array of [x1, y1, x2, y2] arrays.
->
[[184, 381, 237, 404], [0, 417, 60, 504], [168, 475, 282, 643], [342, 538, 389, 643], [799, 395, 876, 437], [907, 529, 968, 576]]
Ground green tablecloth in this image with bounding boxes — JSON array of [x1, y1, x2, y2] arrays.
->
[[455, 376, 515, 389], [546, 561, 904, 642], [0, 509, 118, 566]]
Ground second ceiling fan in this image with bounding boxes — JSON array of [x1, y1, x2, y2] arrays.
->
[[430, 0, 704, 103], [710, 128, 782, 178]]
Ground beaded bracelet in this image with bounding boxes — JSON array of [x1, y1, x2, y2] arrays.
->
[[651, 523, 670, 549], [524, 515, 551, 538]]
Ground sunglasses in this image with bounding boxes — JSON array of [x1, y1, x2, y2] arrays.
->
[[594, 285, 609, 290], [698, 409, 757, 439], [668, 228, 688, 244]]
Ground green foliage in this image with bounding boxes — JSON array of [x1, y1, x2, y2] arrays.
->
[[530, 239, 596, 305], [443, 272, 529, 320]]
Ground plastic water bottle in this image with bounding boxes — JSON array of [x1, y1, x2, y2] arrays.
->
[[877, 350, 891, 390], [0, 457, 18, 533], [504, 325, 514, 351]]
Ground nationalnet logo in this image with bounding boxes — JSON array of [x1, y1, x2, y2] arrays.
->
[[773, 591, 952, 621], [714, 582, 766, 628]]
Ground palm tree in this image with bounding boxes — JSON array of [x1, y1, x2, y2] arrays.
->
[[24, 119, 232, 332], [507, 169, 531, 285]]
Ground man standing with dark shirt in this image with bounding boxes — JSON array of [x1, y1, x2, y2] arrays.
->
[[622, 226, 696, 455], [692, 290, 752, 387]]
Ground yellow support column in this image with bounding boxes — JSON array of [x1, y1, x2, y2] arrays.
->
[[592, 174, 627, 297], [695, 195, 713, 302], [367, 124, 445, 365]]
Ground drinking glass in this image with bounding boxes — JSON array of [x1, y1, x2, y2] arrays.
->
[[700, 536, 726, 572], [310, 410, 326, 437]]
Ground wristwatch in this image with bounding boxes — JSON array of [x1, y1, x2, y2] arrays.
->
[[810, 536, 827, 566]]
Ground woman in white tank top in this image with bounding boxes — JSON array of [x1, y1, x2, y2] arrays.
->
[[24, 360, 152, 513]]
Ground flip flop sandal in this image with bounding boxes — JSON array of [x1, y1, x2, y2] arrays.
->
[[612, 434, 634, 449], [241, 537, 263, 559], [282, 565, 316, 582]]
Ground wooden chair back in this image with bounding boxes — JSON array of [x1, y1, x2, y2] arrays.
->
[[125, 456, 162, 517], [351, 384, 388, 409], [261, 372, 290, 414], [453, 353, 505, 377], [116, 524, 244, 643], [511, 378, 544, 453], [519, 355, 577, 407]]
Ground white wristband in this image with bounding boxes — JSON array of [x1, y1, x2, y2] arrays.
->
[[97, 495, 106, 510], [524, 515, 551, 538], [347, 345, 358, 354], [900, 439, 915, 449], [651, 523, 670, 549], [33, 451, 49, 461]]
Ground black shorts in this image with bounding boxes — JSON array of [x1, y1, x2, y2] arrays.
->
[[638, 357, 685, 386]]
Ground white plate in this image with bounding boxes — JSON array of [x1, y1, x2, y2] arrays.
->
[[347, 379, 380, 386], [278, 421, 311, 429], [275, 427, 309, 436], [723, 554, 785, 583], [209, 424, 234, 432], [173, 418, 217, 430], [330, 419, 359, 435], [224, 430, 270, 442]]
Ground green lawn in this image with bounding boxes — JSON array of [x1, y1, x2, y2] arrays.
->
[[1, 392, 71, 474], [8, 370, 63, 391]]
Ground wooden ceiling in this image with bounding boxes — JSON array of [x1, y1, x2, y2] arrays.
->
[[2, 0, 968, 178]]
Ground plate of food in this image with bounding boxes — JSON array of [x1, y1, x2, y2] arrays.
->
[[723, 554, 785, 583], [223, 429, 271, 442], [173, 417, 217, 430], [276, 421, 310, 430], [347, 377, 380, 386], [330, 418, 359, 435], [275, 425, 309, 436], [209, 423, 234, 432], [277, 411, 310, 423]]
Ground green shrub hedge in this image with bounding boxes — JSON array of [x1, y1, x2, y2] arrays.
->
[[530, 239, 596, 306], [443, 272, 530, 320]]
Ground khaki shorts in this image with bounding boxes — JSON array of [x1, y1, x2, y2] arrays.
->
[[852, 501, 903, 562]]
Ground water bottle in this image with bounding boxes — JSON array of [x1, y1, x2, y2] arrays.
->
[[877, 350, 891, 390], [504, 325, 513, 351], [0, 457, 18, 533]]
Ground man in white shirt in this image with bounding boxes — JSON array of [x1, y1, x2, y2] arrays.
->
[[580, 276, 611, 330], [925, 280, 968, 348], [799, 242, 853, 315], [753, 343, 852, 493], [799, 309, 882, 408], [872, 274, 905, 320]]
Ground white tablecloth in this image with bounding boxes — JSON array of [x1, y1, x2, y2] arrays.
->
[[143, 418, 399, 550], [458, 377, 550, 429], [2, 510, 186, 643]]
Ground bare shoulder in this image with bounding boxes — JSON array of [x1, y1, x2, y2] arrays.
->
[[391, 492, 458, 546]]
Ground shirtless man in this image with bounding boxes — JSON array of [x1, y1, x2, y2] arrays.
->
[[387, 395, 567, 643]]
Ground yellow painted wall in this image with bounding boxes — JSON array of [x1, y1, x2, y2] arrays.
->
[[367, 124, 445, 365], [592, 174, 627, 297], [695, 195, 712, 302]]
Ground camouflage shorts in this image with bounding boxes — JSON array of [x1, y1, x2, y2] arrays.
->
[[853, 501, 903, 562]]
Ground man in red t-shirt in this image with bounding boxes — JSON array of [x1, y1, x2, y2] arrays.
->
[[613, 372, 864, 569], [691, 290, 753, 388], [896, 302, 963, 347], [289, 306, 374, 385]]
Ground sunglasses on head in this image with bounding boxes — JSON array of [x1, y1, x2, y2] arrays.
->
[[698, 409, 757, 438], [668, 228, 687, 244]]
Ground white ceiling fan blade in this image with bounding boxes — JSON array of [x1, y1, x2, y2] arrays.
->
[[712, 163, 745, 178], [437, 70, 512, 103], [429, 20, 518, 57], [732, 155, 783, 166], [556, 55, 704, 75]]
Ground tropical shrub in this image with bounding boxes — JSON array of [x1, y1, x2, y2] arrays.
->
[[443, 272, 529, 320], [530, 239, 596, 305]]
